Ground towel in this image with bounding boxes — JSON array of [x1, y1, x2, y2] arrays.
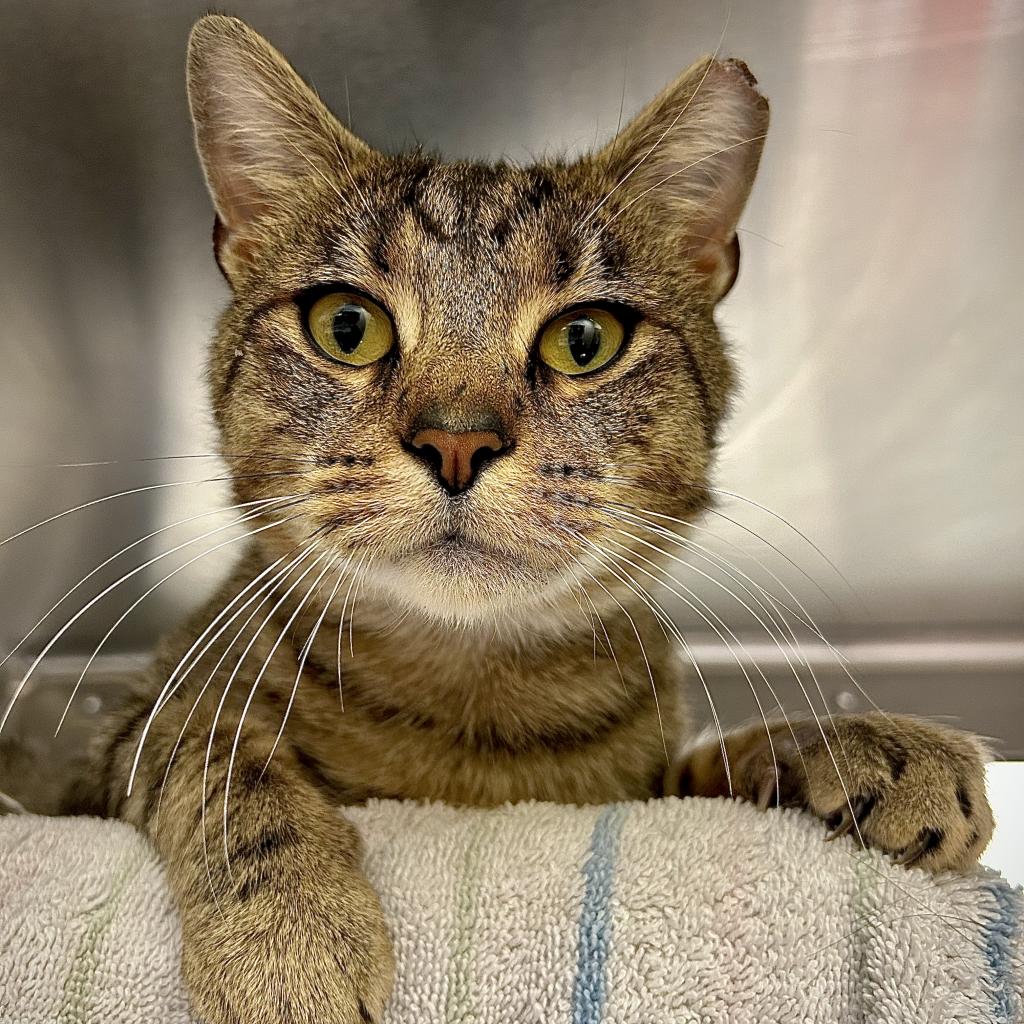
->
[[0, 798, 1021, 1024]]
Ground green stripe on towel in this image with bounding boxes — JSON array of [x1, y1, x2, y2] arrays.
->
[[445, 813, 492, 1024], [58, 844, 144, 1023]]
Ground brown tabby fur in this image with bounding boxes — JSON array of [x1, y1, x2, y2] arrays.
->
[[61, 15, 993, 1024]]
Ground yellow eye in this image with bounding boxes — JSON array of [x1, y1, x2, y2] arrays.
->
[[306, 291, 394, 366], [537, 307, 626, 376]]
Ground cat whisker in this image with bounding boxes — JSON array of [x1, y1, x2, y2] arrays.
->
[[680, 519, 845, 658], [585, 538, 729, 786], [598, 520, 823, 798], [557, 555, 600, 660], [337, 551, 367, 708], [0, 470, 307, 552], [4, 452, 321, 470], [0, 493, 294, 679], [261, 555, 350, 778], [150, 551, 313, 896], [0, 493, 307, 741], [556, 553, 624, 689], [704, 485, 861, 605], [707, 505, 838, 614], [131, 544, 316, 796], [608, 506, 898, 726], [567, 556, 627, 694], [349, 553, 375, 660], [189, 542, 321, 916], [202, 543, 323, 888], [595, 521, 789, 801], [56, 500, 309, 736], [606, 497, 842, 647], [604, 496, 896, 732], [152, 543, 317, 822], [601, 507, 834, 698], [559, 541, 671, 769], [223, 550, 335, 879], [592, 469, 850, 614], [542, 500, 730, 772], [610, 510, 849, 752], [570, 530, 738, 798], [593, 529, 864, 847], [376, 601, 415, 640]]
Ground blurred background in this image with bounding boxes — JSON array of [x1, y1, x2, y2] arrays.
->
[[0, 0, 1021, 875]]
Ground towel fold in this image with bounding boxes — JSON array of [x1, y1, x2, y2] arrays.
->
[[1, 798, 1021, 1023]]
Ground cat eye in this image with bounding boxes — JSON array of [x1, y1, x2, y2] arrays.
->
[[306, 290, 395, 366], [537, 307, 627, 376]]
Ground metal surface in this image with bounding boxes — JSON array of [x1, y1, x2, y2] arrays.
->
[[0, 2, 1021, 747]]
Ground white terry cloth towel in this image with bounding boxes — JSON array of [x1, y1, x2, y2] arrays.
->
[[0, 797, 1021, 1023]]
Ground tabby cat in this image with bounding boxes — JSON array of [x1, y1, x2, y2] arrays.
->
[[66, 15, 993, 1024]]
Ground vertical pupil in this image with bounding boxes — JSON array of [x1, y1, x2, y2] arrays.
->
[[566, 317, 601, 365], [332, 304, 369, 353]]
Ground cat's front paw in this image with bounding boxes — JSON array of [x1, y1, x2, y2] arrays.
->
[[180, 862, 394, 1024], [669, 713, 993, 872]]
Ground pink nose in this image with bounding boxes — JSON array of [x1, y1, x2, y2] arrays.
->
[[409, 428, 505, 493]]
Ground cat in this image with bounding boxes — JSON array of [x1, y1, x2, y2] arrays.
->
[[53, 14, 993, 1024]]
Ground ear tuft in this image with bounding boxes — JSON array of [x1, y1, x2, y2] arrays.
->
[[186, 15, 372, 280], [597, 57, 770, 303]]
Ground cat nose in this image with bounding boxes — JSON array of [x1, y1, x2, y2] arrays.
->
[[407, 428, 507, 494]]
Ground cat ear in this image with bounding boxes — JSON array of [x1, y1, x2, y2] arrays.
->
[[187, 15, 373, 279], [596, 58, 769, 303]]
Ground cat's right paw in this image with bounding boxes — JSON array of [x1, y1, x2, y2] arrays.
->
[[180, 862, 394, 1024]]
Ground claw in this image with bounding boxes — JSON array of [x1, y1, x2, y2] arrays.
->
[[895, 827, 944, 866], [824, 806, 855, 842], [824, 795, 874, 845], [755, 769, 779, 810]]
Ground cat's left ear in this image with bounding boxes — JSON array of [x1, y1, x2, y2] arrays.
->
[[596, 58, 769, 303], [186, 15, 375, 282]]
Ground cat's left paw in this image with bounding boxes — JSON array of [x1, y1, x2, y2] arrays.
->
[[669, 713, 994, 872]]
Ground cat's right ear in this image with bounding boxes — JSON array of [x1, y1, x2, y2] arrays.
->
[[187, 15, 373, 284]]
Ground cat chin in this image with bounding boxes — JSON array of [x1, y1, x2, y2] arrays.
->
[[370, 549, 567, 629]]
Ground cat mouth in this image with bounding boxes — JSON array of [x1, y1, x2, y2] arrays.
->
[[377, 526, 561, 617], [405, 529, 525, 572], [426, 531, 505, 560]]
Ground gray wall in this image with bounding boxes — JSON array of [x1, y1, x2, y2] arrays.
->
[[1, 1, 1021, 750]]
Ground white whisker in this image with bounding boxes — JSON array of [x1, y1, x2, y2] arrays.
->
[[0, 472, 303, 551], [202, 544, 322, 888], [0, 493, 291, 678], [128, 542, 311, 797], [222, 551, 333, 875], [0, 494, 305, 741], [261, 555, 348, 776], [152, 544, 319, 828]]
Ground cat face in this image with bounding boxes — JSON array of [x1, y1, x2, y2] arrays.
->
[[189, 16, 768, 623]]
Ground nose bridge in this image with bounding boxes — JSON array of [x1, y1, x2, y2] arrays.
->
[[398, 262, 523, 437], [401, 344, 519, 441], [415, 390, 505, 437]]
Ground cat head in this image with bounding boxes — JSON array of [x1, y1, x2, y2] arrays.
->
[[187, 15, 768, 625]]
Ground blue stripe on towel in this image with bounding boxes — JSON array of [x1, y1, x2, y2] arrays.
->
[[572, 805, 627, 1024], [982, 878, 1022, 1023]]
